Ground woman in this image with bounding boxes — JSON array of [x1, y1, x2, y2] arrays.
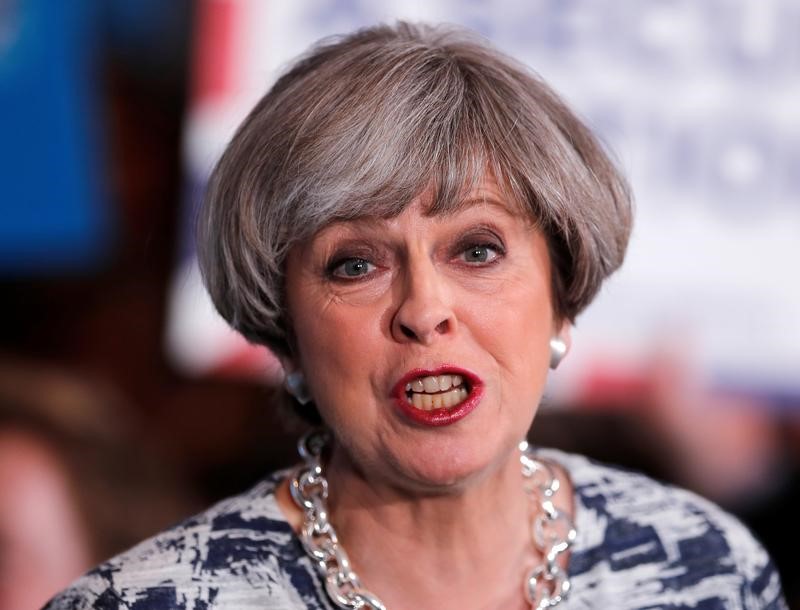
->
[[47, 22, 786, 610]]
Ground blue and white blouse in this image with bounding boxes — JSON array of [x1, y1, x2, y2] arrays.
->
[[45, 449, 788, 609]]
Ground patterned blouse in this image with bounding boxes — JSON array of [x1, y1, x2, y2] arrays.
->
[[45, 449, 787, 609]]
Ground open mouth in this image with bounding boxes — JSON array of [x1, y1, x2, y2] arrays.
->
[[403, 373, 471, 411], [394, 367, 483, 426]]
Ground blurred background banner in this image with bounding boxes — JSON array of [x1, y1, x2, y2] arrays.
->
[[0, 0, 111, 273], [167, 0, 800, 405]]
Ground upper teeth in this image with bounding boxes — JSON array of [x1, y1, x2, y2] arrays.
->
[[405, 374, 464, 394]]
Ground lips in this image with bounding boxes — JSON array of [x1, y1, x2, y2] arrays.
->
[[392, 365, 484, 426]]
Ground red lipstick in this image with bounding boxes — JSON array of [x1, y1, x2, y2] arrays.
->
[[392, 365, 484, 426]]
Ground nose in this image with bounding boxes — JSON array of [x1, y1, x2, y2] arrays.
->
[[390, 257, 456, 345]]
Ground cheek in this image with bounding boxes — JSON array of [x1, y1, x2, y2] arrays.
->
[[292, 302, 381, 411], [462, 279, 553, 391]]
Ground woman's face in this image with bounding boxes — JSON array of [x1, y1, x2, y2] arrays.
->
[[285, 179, 565, 492]]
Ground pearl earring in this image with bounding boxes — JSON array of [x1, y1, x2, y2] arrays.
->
[[549, 337, 568, 369], [285, 371, 312, 405]]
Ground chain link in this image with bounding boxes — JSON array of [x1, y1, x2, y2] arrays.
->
[[290, 430, 386, 610], [519, 440, 577, 609], [289, 431, 576, 609]]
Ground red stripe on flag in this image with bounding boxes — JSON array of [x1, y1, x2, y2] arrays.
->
[[191, 0, 238, 103], [576, 367, 650, 409], [211, 345, 283, 382]]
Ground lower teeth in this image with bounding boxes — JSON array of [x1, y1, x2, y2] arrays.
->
[[407, 386, 469, 411]]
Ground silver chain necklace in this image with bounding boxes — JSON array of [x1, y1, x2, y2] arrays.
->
[[289, 430, 577, 610]]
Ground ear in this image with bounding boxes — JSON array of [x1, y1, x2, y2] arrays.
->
[[549, 321, 572, 370], [280, 358, 312, 405], [278, 355, 297, 377], [556, 321, 572, 356]]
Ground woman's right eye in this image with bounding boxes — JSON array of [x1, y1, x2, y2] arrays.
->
[[329, 257, 376, 279]]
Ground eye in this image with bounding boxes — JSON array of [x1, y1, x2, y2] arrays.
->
[[329, 257, 376, 279], [460, 244, 501, 264]]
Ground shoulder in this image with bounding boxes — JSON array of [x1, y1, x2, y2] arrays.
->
[[43, 473, 328, 610], [539, 448, 787, 609]]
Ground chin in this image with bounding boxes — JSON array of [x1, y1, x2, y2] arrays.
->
[[386, 433, 514, 493]]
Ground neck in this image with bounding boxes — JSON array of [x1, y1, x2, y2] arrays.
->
[[323, 444, 535, 610]]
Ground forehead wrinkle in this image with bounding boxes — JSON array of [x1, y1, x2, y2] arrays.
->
[[452, 196, 524, 218]]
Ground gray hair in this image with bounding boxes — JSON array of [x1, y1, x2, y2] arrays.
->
[[198, 21, 633, 360]]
